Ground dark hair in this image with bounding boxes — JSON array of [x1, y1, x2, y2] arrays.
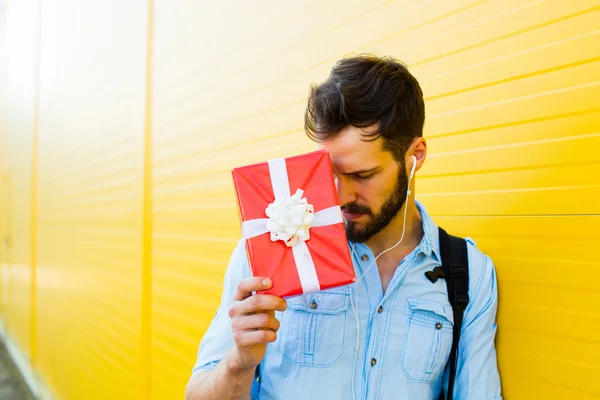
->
[[304, 54, 425, 161]]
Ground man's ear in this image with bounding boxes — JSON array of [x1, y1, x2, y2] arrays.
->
[[406, 137, 427, 172]]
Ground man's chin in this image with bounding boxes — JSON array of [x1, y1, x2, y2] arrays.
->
[[344, 222, 374, 243]]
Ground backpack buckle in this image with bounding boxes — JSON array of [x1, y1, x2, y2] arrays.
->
[[449, 264, 469, 310], [424, 266, 446, 283]]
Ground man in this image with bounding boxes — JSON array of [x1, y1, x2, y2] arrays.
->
[[185, 54, 502, 399]]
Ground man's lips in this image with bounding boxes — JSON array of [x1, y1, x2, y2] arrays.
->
[[342, 210, 365, 221]]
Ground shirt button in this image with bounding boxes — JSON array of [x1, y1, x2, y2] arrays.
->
[[436, 322, 442, 330], [310, 300, 318, 309], [377, 306, 383, 314], [361, 254, 369, 262], [371, 358, 377, 366]]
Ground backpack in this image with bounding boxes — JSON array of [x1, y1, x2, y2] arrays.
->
[[251, 226, 470, 400]]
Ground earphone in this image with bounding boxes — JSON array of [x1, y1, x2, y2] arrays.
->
[[349, 155, 417, 400]]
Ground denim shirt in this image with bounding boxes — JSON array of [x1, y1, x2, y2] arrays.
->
[[192, 201, 502, 399]]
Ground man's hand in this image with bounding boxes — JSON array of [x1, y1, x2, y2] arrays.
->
[[227, 277, 287, 374]]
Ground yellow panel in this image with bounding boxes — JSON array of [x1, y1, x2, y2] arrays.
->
[[32, 0, 148, 399], [153, 0, 483, 150], [388, 2, 600, 76], [425, 60, 600, 127], [427, 108, 600, 151], [416, 9, 600, 98], [419, 161, 600, 216], [0, 5, 5, 312], [1, 0, 38, 360], [433, 215, 600, 398], [502, 374, 600, 400]]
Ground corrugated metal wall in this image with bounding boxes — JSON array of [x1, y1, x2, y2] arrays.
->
[[1, 1, 599, 399], [35, 0, 150, 399], [1, 0, 37, 366], [2, 0, 151, 399]]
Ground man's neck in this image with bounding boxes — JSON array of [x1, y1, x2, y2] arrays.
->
[[365, 200, 424, 262]]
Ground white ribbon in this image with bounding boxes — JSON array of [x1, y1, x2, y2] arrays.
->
[[241, 157, 343, 294], [265, 188, 314, 247]]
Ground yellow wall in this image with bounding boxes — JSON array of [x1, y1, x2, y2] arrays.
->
[[1, 1, 599, 399], [2, 0, 37, 363], [35, 1, 150, 399], [0, 2, 5, 317]]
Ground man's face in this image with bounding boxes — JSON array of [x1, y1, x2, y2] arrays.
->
[[318, 125, 409, 243]]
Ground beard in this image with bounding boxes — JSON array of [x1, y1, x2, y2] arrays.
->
[[341, 162, 409, 243]]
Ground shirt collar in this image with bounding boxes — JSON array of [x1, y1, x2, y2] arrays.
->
[[415, 199, 441, 263]]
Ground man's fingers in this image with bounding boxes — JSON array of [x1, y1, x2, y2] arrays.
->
[[230, 294, 287, 317], [231, 313, 281, 333], [233, 329, 277, 347], [233, 277, 273, 301]]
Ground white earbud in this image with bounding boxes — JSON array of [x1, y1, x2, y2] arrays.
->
[[409, 155, 417, 181], [407, 155, 417, 195]]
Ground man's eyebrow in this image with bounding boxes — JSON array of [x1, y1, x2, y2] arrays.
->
[[338, 166, 380, 176]]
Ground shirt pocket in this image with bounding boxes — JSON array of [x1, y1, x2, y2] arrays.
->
[[401, 296, 454, 383], [276, 287, 349, 367]]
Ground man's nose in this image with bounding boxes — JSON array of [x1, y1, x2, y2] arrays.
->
[[336, 178, 356, 206]]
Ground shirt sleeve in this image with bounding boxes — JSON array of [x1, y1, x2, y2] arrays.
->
[[451, 241, 503, 399], [191, 238, 251, 373]]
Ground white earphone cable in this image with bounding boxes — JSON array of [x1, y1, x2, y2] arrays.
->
[[350, 156, 416, 400]]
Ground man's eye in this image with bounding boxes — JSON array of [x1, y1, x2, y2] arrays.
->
[[355, 174, 373, 180]]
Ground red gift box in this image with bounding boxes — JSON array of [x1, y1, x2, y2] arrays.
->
[[232, 149, 356, 298]]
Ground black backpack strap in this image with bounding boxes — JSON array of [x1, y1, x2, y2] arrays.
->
[[437, 227, 470, 400]]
